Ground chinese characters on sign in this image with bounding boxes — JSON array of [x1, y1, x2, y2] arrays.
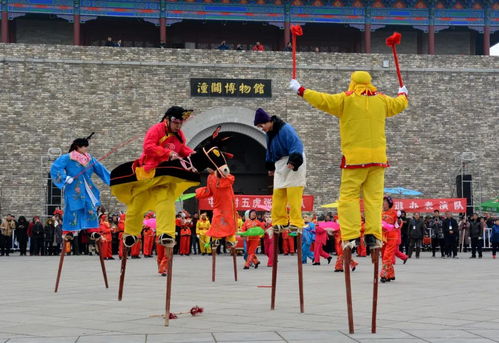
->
[[191, 78, 272, 98], [199, 195, 314, 211], [391, 198, 467, 213]]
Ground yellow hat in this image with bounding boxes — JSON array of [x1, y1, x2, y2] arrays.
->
[[348, 71, 377, 95]]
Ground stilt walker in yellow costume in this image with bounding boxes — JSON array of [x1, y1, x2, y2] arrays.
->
[[117, 106, 195, 249], [254, 108, 306, 312], [290, 70, 408, 332], [290, 72, 408, 248]]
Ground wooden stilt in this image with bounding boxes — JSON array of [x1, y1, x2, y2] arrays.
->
[[232, 247, 238, 282], [118, 241, 128, 301], [164, 246, 174, 326], [96, 239, 109, 289], [211, 247, 217, 282], [54, 238, 67, 293], [271, 231, 279, 310], [344, 247, 354, 334], [371, 248, 380, 334], [296, 233, 304, 313]]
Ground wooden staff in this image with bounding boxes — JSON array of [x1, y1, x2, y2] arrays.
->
[[371, 247, 380, 333], [96, 239, 109, 289], [344, 247, 354, 334], [164, 246, 174, 327], [270, 231, 279, 310], [290, 25, 303, 79], [118, 241, 128, 301], [296, 233, 304, 313]]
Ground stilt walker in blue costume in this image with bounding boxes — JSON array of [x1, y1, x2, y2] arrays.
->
[[51, 133, 111, 292]]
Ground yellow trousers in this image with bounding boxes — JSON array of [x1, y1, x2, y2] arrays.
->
[[124, 183, 177, 237], [271, 186, 305, 228], [198, 234, 211, 254], [338, 167, 384, 241]]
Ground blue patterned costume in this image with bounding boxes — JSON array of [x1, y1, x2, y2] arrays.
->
[[50, 154, 110, 231]]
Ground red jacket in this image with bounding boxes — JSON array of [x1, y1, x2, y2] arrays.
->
[[138, 122, 193, 171]]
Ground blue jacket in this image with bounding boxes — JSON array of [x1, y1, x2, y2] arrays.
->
[[51, 153, 110, 231], [302, 222, 315, 245], [491, 224, 499, 243], [265, 116, 304, 171]]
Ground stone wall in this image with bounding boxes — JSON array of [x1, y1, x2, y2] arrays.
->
[[0, 43, 497, 217]]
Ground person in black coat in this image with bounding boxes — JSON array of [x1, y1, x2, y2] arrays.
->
[[44, 218, 56, 256], [408, 213, 425, 258], [468, 214, 483, 258], [443, 212, 459, 258], [430, 210, 445, 258], [15, 216, 29, 256], [399, 210, 410, 254], [31, 216, 45, 256]]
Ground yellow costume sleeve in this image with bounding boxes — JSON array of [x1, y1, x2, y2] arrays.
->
[[303, 89, 346, 118], [382, 94, 408, 117]]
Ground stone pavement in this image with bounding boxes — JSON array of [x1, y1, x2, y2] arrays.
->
[[1, 251, 499, 343]]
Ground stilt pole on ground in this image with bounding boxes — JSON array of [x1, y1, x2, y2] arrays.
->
[[164, 247, 174, 326], [296, 233, 304, 313], [96, 239, 109, 289], [371, 248, 380, 333], [232, 247, 238, 282], [211, 247, 217, 282], [118, 242, 128, 301], [270, 232, 279, 310], [344, 247, 355, 334], [54, 238, 68, 293]]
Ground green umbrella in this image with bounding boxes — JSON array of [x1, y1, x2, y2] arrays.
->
[[237, 226, 265, 237], [176, 193, 196, 202], [477, 198, 499, 213]]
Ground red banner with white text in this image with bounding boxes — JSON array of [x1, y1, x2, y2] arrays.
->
[[198, 195, 315, 212], [391, 198, 467, 213]]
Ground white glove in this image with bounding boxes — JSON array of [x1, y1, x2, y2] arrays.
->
[[289, 79, 301, 93], [398, 85, 408, 95], [65, 176, 74, 184]]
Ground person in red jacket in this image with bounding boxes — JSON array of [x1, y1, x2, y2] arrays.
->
[[242, 210, 265, 269], [380, 196, 398, 283], [357, 217, 367, 257], [281, 227, 295, 255], [195, 169, 237, 247], [142, 212, 156, 258], [98, 214, 113, 260], [179, 225, 191, 255], [334, 224, 358, 272], [117, 213, 125, 259]]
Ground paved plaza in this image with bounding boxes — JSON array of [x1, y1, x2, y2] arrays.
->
[[1, 251, 499, 343]]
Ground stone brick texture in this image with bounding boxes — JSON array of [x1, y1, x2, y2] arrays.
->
[[0, 43, 497, 217]]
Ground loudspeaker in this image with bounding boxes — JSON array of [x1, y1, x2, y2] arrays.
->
[[456, 174, 472, 216]]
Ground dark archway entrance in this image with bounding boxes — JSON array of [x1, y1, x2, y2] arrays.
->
[[182, 131, 271, 214]]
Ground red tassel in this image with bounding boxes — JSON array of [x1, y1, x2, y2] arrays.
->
[[385, 32, 401, 46], [190, 306, 204, 316], [291, 25, 303, 36]]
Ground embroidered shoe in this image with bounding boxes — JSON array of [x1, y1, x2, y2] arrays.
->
[[90, 232, 101, 241], [364, 234, 383, 249], [272, 225, 285, 233], [226, 240, 237, 249], [158, 234, 176, 247], [64, 232, 74, 241], [211, 239, 221, 248], [123, 234, 138, 248], [288, 225, 303, 234], [342, 239, 359, 251]]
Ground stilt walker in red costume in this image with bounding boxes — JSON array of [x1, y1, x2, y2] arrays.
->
[[196, 164, 238, 281]]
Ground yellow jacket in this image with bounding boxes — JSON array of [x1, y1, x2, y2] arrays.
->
[[303, 89, 408, 167], [196, 219, 210, 235]]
